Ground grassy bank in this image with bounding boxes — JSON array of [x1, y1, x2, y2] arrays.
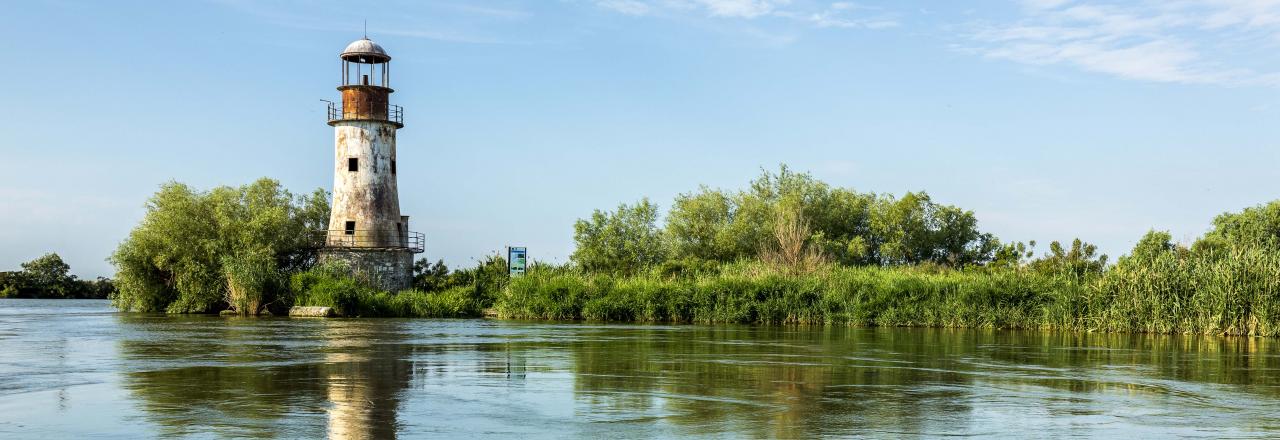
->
[[498, 262, 1080, 328], [289, 264, 481, 318], [490, 253, 1280, 336], [286, 246, 1280, 337]]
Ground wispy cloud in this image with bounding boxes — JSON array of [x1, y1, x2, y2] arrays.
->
[[963, 0, 1280, 86], [594, 0, 898, 30]]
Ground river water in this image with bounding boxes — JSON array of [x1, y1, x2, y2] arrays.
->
[[2, 299, 1279, 438]]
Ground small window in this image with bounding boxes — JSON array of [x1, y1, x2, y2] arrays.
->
[[391, 160, 397, 174], [348, 158, 359, 172], [344, 221, 356, 235]]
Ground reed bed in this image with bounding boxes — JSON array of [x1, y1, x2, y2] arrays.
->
[[497, 256, 1280, 336]]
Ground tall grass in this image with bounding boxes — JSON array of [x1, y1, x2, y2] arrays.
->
[[498, 256, 1280, 336], [498, 261, 1083, 327], [1090, 247, 1280, 336], [287, 248, 1280, 336]]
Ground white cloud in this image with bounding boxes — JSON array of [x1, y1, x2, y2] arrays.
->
[[965, 0, 1280, 86], [596, 0, 652, 15], [695, 0, 786, 18], [806, 2, 899, 29], [593, 0, 897, 30]]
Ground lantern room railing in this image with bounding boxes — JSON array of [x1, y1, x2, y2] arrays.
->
[[326, 101, 404, 126], [311, 229, 424, 253]]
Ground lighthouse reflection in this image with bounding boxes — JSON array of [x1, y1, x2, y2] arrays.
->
[[118, 316, 415, 439], [321, 323, 411, 439]]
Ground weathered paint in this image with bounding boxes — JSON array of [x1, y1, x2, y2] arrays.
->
[[321, 38, 416, 293], [338, 86, 390, 120], [317, 249, 414, 291], [327, 119, 403, 246]]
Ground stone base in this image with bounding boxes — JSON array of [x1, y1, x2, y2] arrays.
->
[[289, 306, 336, 317], [318, 248, 414, 292]]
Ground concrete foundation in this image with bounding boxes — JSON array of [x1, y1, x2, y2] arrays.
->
[[319, 248, 414, 292]]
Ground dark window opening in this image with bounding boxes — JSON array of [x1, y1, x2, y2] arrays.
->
[[344, 221, 356, 235], [348, 158, 359, 172], [391, 160, 397, 174]]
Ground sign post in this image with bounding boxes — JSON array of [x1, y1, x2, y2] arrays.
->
[[507, 246, 527, 277]]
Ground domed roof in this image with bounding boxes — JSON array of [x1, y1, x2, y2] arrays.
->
[[341, 38, 390, 63]]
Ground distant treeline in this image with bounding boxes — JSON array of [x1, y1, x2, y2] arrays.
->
[[1, 253, 115, 299]]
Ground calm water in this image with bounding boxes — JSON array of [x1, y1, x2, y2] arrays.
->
[[2, 299, 1280, 438]]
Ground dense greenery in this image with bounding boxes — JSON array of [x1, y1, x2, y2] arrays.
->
[[102, 168, 1280, 336], [570, 166, 1079, 274], [496, 167, 1280, 336], [0, 253, 115, 299], [289, 262, 481, 318], [109, 178, 328, 314]]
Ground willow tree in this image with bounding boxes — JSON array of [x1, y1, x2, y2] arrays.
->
[[110, 178, 328, 314]]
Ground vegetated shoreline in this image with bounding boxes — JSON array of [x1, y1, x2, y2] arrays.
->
[[105, 168, 1280, 337], [273, 251, 1279, 338]]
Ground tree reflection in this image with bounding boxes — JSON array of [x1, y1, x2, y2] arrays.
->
[[566, 325, 1280, 437], [109, 314, 1280, 438]]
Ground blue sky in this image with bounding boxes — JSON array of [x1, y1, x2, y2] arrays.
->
[[2, 0, 1279, 277]]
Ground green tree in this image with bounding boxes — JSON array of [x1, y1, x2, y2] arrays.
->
[[412, 258, 452, 291], [659, 166, 994, 269], [1029, 238, 1108, 278], [989, 240, 1036, 269], [1200, 201, 1280, 253], [110, 178, 329, 313], [20, 253, 74, 297], [572, 198, 669, 274], [1126, 230, 1179, 262]]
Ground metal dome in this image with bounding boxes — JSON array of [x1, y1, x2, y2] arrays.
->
[[341, 38, 390, 63]]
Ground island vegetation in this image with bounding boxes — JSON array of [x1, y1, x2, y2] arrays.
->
[[0, 253, 115, 299], [104, 167, 1280, 336]]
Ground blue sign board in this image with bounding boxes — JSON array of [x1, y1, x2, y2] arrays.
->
[[508, 247, 527, 276]]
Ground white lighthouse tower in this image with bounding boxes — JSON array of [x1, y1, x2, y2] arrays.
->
[[319, 37, 422, 291]]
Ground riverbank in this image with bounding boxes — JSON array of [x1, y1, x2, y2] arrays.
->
[[285, 248, 1280, 337], [496, 250, 1280, 336]]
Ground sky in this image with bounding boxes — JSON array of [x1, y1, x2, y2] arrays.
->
[[1, 0, 1279, 278]]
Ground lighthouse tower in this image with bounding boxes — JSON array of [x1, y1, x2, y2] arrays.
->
[[319, 37, 422, 292]]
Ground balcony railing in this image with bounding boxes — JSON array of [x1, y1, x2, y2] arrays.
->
[[312, 229, 424, 253], [326, 101, 404, 126]]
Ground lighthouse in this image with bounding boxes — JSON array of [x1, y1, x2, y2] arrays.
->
[[319, 37, 422, 292]]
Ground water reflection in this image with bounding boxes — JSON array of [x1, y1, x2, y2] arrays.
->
[[30, 307, 1267, 438], [118, 316, 413, 438]]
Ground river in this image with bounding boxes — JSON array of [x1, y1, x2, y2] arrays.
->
[[1, 299, 1279, 438]]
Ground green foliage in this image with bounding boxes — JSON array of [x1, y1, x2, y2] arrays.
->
[[1029, 239, 1109, 278], [661, 166, 997, 269], [412, 258, 451, 291], [989, 240, 1036, 269], [1203, 200, 1280, 251], [290, 262, 482, 318], [1091, 243, 1280, 336], [411, 254, 509, 307], [572, 198, 669, 274], [21, 253, 73, 295], [869, 192, 998, 266], [0, 253, 116, 299], [110, 178, 328, 313], [223, 251, 282, 315], [497, 261, 1077, 328]]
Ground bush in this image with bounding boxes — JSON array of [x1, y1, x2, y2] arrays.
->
[[291, 263, 484, 318], [110, 179, 328, 313]]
